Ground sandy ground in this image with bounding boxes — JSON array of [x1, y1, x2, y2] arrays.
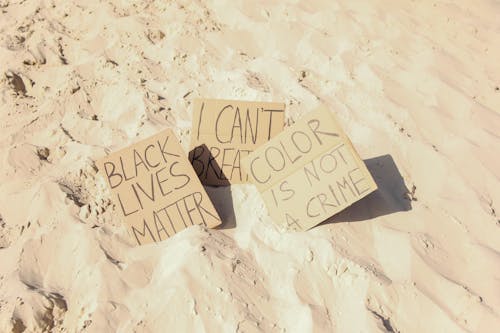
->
[[0, 0, 499, 332]]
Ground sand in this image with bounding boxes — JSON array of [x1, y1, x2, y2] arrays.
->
[[0, 0, 499, 332]]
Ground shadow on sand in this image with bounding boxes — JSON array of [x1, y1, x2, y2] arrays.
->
[[190, 146, 411, 229], [189, 144, 236, 230], [204, 185, 236, 230], [320, 154, 412, 225]]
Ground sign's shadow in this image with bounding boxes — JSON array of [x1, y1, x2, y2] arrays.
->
[[320, 154, 412, 225], [189, 144, 235, 229], [192, 148, 411, 229], [204, 186, 236, 229], [189, 144, 231, 186]]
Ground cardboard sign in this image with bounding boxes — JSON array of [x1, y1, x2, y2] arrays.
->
[[96, 129, 221, 245], [189, 98, 285, 186], [242, 106, 377, 231]]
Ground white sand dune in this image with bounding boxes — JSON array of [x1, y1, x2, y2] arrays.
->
[[1, 0, 499, 332]]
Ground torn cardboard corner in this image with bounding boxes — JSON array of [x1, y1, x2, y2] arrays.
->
[[241, 105, 377, 231], [95, 129, 221, 246], [189, 98, 285, 186]]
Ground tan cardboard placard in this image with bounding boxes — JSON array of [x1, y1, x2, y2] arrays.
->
[[96, 129, 221, 245], [242, 105, 377, 231], [189, 98, 285, 186]]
